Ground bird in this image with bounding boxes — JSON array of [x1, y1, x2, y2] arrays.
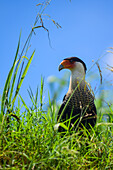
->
[[57, 57, 97, 132]]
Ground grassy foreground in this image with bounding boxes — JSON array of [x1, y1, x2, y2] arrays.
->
[[0, 81, 113, 169], [1, 1, 113, 169]]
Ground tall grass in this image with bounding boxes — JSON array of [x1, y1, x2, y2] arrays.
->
[[0, 78, 113, 169]]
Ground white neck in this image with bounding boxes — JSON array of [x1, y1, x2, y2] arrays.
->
[[68, 62, 86, 91]]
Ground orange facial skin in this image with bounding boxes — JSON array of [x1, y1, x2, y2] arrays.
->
[[59, 59, 75, 71]]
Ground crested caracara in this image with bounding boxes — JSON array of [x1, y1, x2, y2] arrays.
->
[[57, 57, 97, 132]]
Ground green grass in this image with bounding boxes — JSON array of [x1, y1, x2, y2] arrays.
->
[[0, 79, 113, 169]]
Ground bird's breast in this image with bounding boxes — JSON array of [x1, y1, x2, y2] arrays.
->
[[66, 82, 94, 112]]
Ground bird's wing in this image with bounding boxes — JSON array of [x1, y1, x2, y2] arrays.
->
[[57, 84, 97, 121]]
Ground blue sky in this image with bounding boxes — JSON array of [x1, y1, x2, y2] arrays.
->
[[0, 0, 113, 105]]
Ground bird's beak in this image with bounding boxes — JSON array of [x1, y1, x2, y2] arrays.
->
[[58, 64, 64, 71], [58, 59, 73, 71]]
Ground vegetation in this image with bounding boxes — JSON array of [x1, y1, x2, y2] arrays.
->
[[0, 1, 113, 169], [1, 75, 113, 169]]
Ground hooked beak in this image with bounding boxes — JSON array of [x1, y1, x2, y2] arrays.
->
[[58, 64, 64, 71]]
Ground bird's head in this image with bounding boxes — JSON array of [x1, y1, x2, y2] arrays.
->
[[58, 57, 87, 75]]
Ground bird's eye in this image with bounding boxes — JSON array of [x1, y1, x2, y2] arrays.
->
[[70, 59, 74, 63]]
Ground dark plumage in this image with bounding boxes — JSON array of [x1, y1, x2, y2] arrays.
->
[[58, 57, 97, 132]]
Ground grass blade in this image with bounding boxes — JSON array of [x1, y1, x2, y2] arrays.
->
[[19, 95, 30, 112], [12, 50, 35, 109], [40, 76, 44, 110], [9, 58, 23, 104], [0, 34, 20, 118]]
